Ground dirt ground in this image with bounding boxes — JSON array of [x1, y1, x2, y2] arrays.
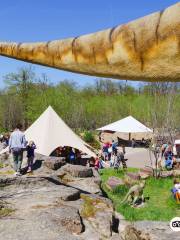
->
[[122, 147, 156, 169]]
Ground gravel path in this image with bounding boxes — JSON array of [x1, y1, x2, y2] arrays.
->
[[125, 147, 156, 169]]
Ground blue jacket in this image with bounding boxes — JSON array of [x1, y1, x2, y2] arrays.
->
[[9, 130, 26, 150]]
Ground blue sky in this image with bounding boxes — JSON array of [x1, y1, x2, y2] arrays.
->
[[0, 0, 178, 88]]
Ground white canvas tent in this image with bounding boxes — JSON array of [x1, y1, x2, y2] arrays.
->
[[97, 116, 153, 140], [0, 106, 96, 157]]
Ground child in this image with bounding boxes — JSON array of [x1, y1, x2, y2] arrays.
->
[[26, 141, 36, 172], [165, 156, 173, 170], [94, 157, 100, 171], [69, 148, 76, 165], [172, 179, 180, 203]]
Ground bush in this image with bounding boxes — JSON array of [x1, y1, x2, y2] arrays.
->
[[83, 131, 101, 150], [83, 131, 94, 143]]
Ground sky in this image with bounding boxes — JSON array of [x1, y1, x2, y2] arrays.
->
[[0, 0, 178, 88]]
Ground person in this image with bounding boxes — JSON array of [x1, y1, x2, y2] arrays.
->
[[69, 148, 76, 164], [75, 149, 81, 165], [112, 140, 117, 153], [131, 138, 136, 148], [26, 141, 36, 173], [94, 157, 100, 170], [102, 142, 109, 161], [9, 124, 27, 176], [117, 149, 127, 169], [107, 144, 112, 161], [110, 149, 117, 167], [55, 147, 62, 157], [2, 133, 10, 148], [171, 179, 180, 203], [161, 142, 168, 157], [165, 155, 173, 170]]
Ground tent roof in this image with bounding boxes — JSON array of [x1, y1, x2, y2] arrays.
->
[[1, 106, 96, 157], [97, 116, 153, 133]]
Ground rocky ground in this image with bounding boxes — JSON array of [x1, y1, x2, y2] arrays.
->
[[0, 154, 179, 240]]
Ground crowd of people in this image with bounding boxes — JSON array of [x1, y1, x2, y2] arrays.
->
[[51, 146, 83, 165], [93, 140, 127, 171], [160, 142, 178, 170], [1, 124, 179, 179]]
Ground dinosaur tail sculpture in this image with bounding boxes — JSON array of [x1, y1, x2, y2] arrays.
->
[[0, 2, 179, 82]]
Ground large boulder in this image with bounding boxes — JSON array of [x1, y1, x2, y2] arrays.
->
[[43, 156, 66, 170], [80, 194, 114, 239], [106, 176, 124, 191], [61, 164, 93, 178], [134, 221, 180, 240]]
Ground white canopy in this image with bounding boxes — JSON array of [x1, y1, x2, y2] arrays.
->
[[0, 106, 96, 157], [97, 116, 153, 133]]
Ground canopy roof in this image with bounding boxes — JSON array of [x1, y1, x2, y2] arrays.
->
[[97, 116, 153, 133], [1, 106, 96, 157]]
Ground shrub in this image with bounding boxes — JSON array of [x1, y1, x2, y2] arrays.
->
[[83, 131, 94, 143], [83, 131, 101, 150]]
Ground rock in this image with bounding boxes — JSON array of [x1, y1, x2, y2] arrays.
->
[[126, 172, 140, 180], [160, 170, 173, 178], [134, 221, 180, 240], [44, 156, 66, 170], [52, 206, 83, 234], [122, 225, 151, 240], [59, 189, 80, 201], [62, 164, 93, 178], [0, 176, 85, 240], [123, 175, 138, 187], [91, 168, 101, 185], [68, 177, 101, 194], [139, 168, 153, 179], [0, 172, 117, 240], [139, 173, 150, 179], [110, 234, 123, 240], [140, 168, 153, 175], [173, 170, 180, 177], [106, 176, 124, 191], [80, 194, 114, 239]]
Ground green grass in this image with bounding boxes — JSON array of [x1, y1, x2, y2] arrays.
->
[[0, 163, 4, 168], [100, 168, 180, 221], [0, 201, 15, 218], [0, 170, 15, 175], [0, 207, 14, 217]]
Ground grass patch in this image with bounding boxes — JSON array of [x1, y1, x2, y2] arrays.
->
[[0, 202, 15, 218], [0, 163, 4, 168], [0, 207, 14, 217], [100, 168, 180, 221], [0, 170, 15, 175]]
